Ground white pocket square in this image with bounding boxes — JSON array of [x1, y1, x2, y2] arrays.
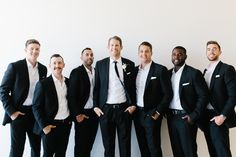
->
[[151, 77, 157, 80], [215, 74, 220, 78], [126, 72, 131, 75], [182, 82, 190, 86]]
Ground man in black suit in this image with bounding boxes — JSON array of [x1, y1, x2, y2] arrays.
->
[[167, 46, 208, 157], [32, 54, 72, 157], [93, 36, 136, 157], [201, 41, 236, 157], [133, 41, 172, 157], [0, 39, 47, 157], [69, 48, 98, 157]]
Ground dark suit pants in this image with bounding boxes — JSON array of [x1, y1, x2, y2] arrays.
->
[[10, 107, 41, 157], [202, 110, 232, 157], [134, 108, 162, 157], [167, 111, 198, 157], [99, 103, 132, 157], [74, 109, 98, 157], [42, 119, 71, 157]]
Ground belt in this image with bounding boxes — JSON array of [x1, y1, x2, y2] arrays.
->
[[137, 106, 145, 111], [105, 102, 127, 109], [169, 109, 186, 115], [54, 117, 71, 124]]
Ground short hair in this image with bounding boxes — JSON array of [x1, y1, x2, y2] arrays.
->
[[50, 54, 64, 62], [25, 39, 40, 48], [138, 41, 152, 52], [108, 36, 122, 47], [81, 47, 92, 55], [206, 40, 221, 51], [172, 46, 187, 54]]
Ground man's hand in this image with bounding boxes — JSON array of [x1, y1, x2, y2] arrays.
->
[[182, 115, 192, 124], [151, 112, 160, 120], [94, 107, 104, 117], [76, 114, 89, 123], [43, 125, 56, 135], [125, 106, 136, 114], [210, 115, 226, 126], [10, 111, 25, 120]]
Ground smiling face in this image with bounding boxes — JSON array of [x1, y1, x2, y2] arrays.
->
[[49, 56, 65, 77], [81, 49, 94, 67], [25, 43, 40, 66], [206, 44, 221, 61], [138, 45, 152, 64], [171, 48, 187, 67], [108, 38, 123, 59]]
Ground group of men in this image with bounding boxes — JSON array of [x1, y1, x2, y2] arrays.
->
[[0, 36, 235, 157]]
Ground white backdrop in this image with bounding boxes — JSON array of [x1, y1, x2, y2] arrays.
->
[[0, 0, 236, 156]]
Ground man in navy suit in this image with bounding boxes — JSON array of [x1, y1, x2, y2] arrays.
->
[[133, 41, 173, 157], [32, 54, 72, 157], [69, 48, 98, 157], [0, 39, 47, 157], [201, 41, 236, 157], [93, 36, 136, 157], [167, 46, 208, 157]]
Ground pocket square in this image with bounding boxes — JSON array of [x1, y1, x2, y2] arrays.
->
[[151, 77, 157, 80], [215, 74, 220, 78], [182, 82, 190, 86], [126, 72, 131, 75]]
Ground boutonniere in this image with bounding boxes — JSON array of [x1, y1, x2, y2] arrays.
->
[[122, 63, 127, 72]]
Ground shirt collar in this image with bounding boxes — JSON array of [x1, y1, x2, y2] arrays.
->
[[110, 57, 122, 64], [83, 64, 94, 74], [172, 63, 185, 74], [52, 74, 65, 83], [207, 60, 220, 71], [139, 61, 152, 70], [26, 59, 38, 69]]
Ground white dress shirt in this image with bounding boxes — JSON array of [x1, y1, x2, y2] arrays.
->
[[106, 57, 126, 104], [204, 60, 220, 109], [52, 74, 70, 120], [169, 64, 185, 110], [136, 61, 152, 107], [84, 65, 95, 109], [23, 59, 39, 106]]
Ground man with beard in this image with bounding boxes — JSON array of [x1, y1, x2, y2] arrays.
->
[[201, 41, 236, 157], [69, 48, 98, 157], [32, 54, 72, 157], [167, 46, 208, 157]]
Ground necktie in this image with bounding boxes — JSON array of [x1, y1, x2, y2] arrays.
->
[[114, 61, 120, 78]]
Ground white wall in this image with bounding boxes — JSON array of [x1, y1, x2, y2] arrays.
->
[[0, 0, 236, 156]]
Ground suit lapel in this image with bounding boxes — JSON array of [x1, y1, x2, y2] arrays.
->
[[48, 75, 59, 108], [210, 61, 222, 90], [145, 62, 154, 91], [81, 65, 91, 88], [179, 65, 188, 95], [104, 58, 110, 89]]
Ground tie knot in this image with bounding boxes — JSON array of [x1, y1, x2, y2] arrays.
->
[[114, 61, 117, 64]]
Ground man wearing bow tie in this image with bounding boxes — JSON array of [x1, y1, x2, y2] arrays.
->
[[167, 46, 208, 157], [133, 41, 172, 157], [201, 41, 236, 157], [93, 36, 136, 157]]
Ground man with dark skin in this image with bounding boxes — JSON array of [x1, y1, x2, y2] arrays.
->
[[167, 46, 208, 157]]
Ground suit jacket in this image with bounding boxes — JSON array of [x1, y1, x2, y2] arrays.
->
[[207, 61, 236, 128], [93, 57, 135, 108], [135, 62, 173, 115], [69, 65, 92, 117], [168, 65, 209, 122], [0, 59, 47, 125], [32, 75, 71, 135]]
